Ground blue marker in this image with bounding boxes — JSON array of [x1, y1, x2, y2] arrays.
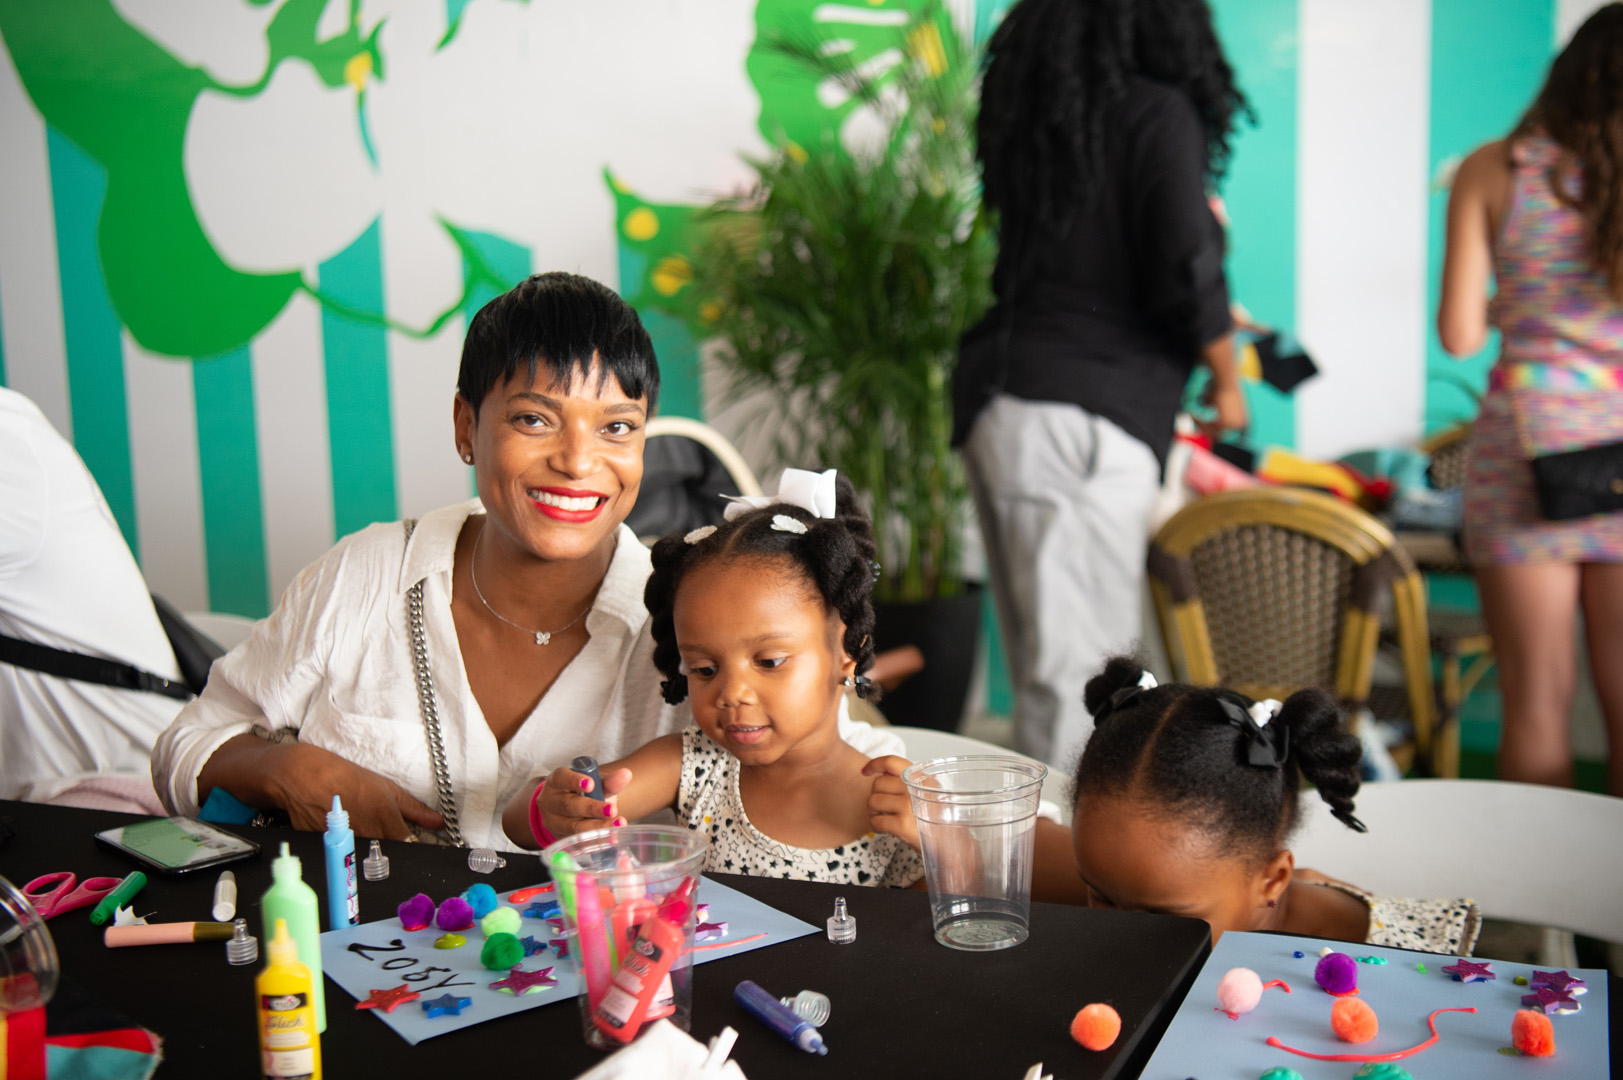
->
[[571, 755, 605, 801], [323, 795, 358, 929], [734, 980, 827, 1055]]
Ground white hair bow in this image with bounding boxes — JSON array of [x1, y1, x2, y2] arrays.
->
[[723, 467, 838, 522], [1248, 699, 1282, 728]]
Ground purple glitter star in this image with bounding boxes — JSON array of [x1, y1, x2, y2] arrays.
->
[[545, 917, 567, 935], [695, 920, 729, 941], [1441, 959, 1496, 983], [1530, 969, 1588, 996], [1521, 986, 1582, 1014], [523, 899, 561, 920], [549, 937, 570, 959], [489, 965, 558, 995], [421, 993, 473, 1018], [519, 935, 547, 957]]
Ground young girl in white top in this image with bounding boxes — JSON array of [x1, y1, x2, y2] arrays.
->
[[528, 468, 925, 888]]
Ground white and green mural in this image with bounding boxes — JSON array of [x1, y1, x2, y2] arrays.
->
[[0, 0, 1605, 644]]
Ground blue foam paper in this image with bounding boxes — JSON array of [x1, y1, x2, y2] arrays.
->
[[319, 875, 817, 1045], [1140, 932, 1610, 1079]]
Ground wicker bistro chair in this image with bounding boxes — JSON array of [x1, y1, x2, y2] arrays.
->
[[1147, 488, 1453, 776]]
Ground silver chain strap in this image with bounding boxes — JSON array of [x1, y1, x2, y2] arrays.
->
[[403, 519, 465, 847]]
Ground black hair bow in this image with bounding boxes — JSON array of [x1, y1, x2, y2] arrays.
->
[[1217, 699, 1289, 769], [1093, 682, 1148, 725]]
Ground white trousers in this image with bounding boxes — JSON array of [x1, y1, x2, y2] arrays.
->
[[965, 394, 1160, 770]]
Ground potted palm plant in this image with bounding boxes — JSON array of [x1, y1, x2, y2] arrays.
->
[[690, 7, 995, 729]]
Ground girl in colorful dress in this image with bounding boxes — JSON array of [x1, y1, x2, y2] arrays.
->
[[1439, 4, 1623, 793], [527, 469, 925, 888]]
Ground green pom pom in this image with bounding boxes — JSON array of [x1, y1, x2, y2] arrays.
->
[[1354, 1065, 1412, 1080], [1259, 1069, 1304, 1080], [480, 932, 524, 970], [481, 906, 522, 937]]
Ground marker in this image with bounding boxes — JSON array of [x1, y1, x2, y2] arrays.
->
[[105, 921, 237, 947], [89, 872, 147, 926], [734, 980, 828, 1055]]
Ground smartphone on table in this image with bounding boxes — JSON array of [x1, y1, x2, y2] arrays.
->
[[95, 816, 260, 877]]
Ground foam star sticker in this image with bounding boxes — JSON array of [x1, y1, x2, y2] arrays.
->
[[1521, 986, 1582, 1014], [549, 937, 570, 959], [1530, 970, 1587, 996], [421, 993, 473, 1018], [695, 920, 729, 941], [545, 917, 567, 935], [1441, 959, 1496, 983], [489, 965, 558, 995], [519, 935, 548, 957], [523, 899, 561, 919], [356, 985, 422, 1013]]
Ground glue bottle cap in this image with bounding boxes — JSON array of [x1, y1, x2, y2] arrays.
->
[[271, 841, 302, 879], [326, 795, 349, 831], [267, 919, 299, 966]]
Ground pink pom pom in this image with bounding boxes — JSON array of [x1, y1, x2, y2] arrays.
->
[[435, 897, 475, 932], [1314, 952, 1359, 996], [1331, 996, 1378, 1043], [1215, 967, 1264, 1019], [1511, 1009, 1555, 1057], [398, 893, 435, 931]]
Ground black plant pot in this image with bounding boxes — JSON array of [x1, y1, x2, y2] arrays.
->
[[872, 582, 983, 732]]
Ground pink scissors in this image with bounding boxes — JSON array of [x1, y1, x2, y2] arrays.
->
[[22, 873, 123, 920]]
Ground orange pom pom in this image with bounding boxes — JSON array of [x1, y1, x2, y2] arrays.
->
[[1511, 1009, 1556, 1057], [1330, 996, 1379, 1044], [1070, 1003, 1122, 1051]]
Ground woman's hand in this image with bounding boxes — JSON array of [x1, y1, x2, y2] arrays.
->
[[270, 743, 446, 839], [539, 765, 632, 839], [862, 755, 921, 850], [1198, 379, 1249, 440]]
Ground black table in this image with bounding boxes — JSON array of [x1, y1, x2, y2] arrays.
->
[[0, 801, 1214, 1078]]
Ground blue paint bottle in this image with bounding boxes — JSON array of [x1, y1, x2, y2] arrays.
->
[[323, 796, 358, 930]]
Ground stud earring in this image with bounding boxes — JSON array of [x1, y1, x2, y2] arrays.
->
[[461, 452, 473, 464], [1266, 899, 1277, 908], [841, 676, 853, 687]]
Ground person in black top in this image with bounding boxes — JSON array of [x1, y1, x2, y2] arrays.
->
[[956, 0, 1250, 767]]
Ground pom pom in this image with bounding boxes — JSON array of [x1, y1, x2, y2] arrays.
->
[[482, 906, 522, 937], [1353, 1066, 1411, 1080], [1314, 952, 1358, 996], [435, 897, 475, 932], [480, 932, 525, 971], [1215, 967, 1264, 1018], [461, 883, 499, 919], [398, 893, 435, 931], [1069, 1003, 1121, 1051], [1259, 1070, 1304, 1080], [1331, 997, 1379, 1044], [1511, 1009, 1555, 1057]]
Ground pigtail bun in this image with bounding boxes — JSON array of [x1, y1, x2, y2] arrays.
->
[[1083, 656, 1148, 719], [1276, 688, 1365, 832]]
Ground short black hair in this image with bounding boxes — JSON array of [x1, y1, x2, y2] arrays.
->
[[1072, 657, 1365, 864], [645, 473, 880, 706], [456, 271, 659, 415]]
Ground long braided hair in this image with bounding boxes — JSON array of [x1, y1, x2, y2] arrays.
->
[[977, 0, 1251, 232], [645, 473, 881, 706]]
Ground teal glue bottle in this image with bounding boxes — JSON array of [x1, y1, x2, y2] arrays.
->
[[262, 842, 326, 1032], [323, 796, 358, 930]]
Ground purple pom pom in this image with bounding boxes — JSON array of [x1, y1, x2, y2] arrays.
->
[[435, 897, 475, 932], [1314, 952, 1359, 996], [399, 893, 435, 931]]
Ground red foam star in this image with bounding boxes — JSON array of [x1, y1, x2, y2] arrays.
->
[[488, 965, 558, 995], [356, 984, 423, 1013], [1441, 959, 1495, 983]]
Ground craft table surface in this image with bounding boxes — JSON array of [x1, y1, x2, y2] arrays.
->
[[0, 800, 1352, 1077]]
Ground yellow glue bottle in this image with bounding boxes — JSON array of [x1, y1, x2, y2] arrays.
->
[[256, 919, 322, 1080]]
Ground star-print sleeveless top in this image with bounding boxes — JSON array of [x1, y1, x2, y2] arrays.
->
[[1309, 880, 1481, 956], [675, 723, 925, 888]]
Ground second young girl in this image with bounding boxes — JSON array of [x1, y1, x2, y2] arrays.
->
[[526, 469, 924, 887], [1069, 657, 1480, 954]]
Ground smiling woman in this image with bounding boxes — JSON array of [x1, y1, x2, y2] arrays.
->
[[149, 275, 901, 850]]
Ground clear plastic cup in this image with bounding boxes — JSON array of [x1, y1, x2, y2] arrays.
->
[[0, 875, 59, 1013], [541, 826, 709, 1049], [902, 756, 1047, 951]]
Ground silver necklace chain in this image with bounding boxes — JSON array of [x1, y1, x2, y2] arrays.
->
[[468, 521, 591, 645]]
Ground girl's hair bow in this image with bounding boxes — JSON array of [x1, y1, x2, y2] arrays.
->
[[723, 467, 838, 523]]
